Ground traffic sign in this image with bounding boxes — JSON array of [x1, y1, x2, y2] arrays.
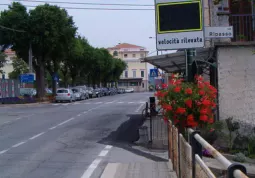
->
[[52, 73, 59, 81], [155, 0, 204, 50], [20, 73, 35, 83], [205, 26, 233, 38], [150, 69, 158, 77]]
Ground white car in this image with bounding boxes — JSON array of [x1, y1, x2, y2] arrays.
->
[[125, 88, 134, 93], [55, 88, 75, 102]]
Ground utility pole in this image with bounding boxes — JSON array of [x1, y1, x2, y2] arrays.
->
[[28, 43, 33, 73], [186, 49, 195, 82]]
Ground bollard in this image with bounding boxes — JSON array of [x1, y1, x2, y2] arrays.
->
[[149, 97, 157, 116]]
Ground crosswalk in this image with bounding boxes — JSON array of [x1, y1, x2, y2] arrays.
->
[[50, 101, 146, 106]]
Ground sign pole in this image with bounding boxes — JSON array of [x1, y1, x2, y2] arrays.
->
[[186, 49, 194, 82]]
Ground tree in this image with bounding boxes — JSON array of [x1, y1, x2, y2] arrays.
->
[[0, 52, 6, 74], [0, 2, 77, 97], [8, 57, 29, 79]]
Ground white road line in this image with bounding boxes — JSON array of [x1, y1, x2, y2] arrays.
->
[[49, 126, 57, 130], [95, 102, 102, 104], [105, 102, 112, 104], [98, 150, 109, 157], [3, 121, 11, 124], [63, 103, 69, 106], [29, 132, 45, 140], [84, 103, 91, 104], [57, 117, 75, 126], [52, 104, 59, 106], [73, 102, 81, 105], [16, 117, 22, 120], [105, 145, 113, 149], [128, 102, 134, 104], [139, 101, 145, 104], [0, 149, 8, 154], [83, 111, 87, 114], [12, 141, 26, 148], [77, 114, 81, 117], [118, 102, 123, 104], [81, 158, 102, 178], [135, 103, 145, 113]]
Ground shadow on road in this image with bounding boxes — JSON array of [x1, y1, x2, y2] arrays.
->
[[98, 114, 167, 162]]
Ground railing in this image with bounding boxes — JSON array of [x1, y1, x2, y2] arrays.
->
[[229, 14, 255, 42], [168, 121, 249, 178]]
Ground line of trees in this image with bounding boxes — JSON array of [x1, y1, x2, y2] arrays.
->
[[0, 2, 126, 97]]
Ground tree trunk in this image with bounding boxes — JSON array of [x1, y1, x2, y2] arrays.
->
[[71, 75, 76, 87], [35, 58, 45, 99]]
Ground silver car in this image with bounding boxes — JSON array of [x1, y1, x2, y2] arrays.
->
[[55, 88, 75, 103]]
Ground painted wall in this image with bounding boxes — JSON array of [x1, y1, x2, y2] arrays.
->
[[217, 45, 255, 126]]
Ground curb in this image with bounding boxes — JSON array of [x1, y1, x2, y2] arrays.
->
[[0, 101, 51, 107]]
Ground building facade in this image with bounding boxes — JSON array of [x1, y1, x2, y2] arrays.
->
[[2, 49, 15, 79], [107, 43, 149, 92]]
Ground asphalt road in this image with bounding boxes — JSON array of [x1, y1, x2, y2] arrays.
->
[[0, 92, 156, 178]]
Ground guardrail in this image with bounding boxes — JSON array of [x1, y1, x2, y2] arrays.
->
[[229, 14, 255, 42], [168, 121, 249, 178]]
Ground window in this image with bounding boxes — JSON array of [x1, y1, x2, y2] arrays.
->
[[132, 54, 136, 58], [124, 54, 128, 58], [140, 53, 144, 58], [141, 71, 145, 78], [142, 83, 144, 88], [130, 82, 138, 86], [113, 51, 118, 56], [125, 71, 128, 78], [133, 70, 136, 78]]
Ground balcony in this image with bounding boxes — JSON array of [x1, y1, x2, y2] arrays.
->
[[229, 14, 255, 42]]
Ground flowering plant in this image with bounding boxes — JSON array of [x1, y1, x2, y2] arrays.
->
[[155, 74, 217, 130]]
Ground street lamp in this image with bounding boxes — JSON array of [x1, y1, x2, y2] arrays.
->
[[149, 37, 158, 56]]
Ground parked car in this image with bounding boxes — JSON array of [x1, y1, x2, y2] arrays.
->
[[94, 88, 103, 97], [125, 88, 134, 93], [71, 88, 84, 100], [55, 88, 75, 102], [87, 87, 96, 98]]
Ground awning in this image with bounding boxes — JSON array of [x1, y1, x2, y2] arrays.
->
[[141, 48, 214, 73]]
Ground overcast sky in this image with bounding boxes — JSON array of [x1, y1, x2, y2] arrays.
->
[[0, 0, 161, 55]]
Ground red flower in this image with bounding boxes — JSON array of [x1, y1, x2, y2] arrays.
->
[[162, 104, 172, 111], [173, 86, 181, 93], [200, 108, 207, 115], [185, 99, 192, 108], [211, 102, 216, 108], [163, 117, 168, 123], [208, 118, 214, 124], [202, 99, 211, 106], [198, 82, 204, 89], [199, 115, 208, 121], [162, 83, 168, 89], [185, 88, 192, 95], [176, 107, 186, 114], [187, 114, 198, 127], [199, 90, 205, 96]]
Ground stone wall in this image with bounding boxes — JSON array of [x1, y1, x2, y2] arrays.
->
[[217, 44, 255, 126]]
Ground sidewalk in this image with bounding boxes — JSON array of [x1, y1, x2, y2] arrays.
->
[[100, 161, 177, 178]]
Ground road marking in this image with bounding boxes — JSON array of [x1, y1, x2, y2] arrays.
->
[[139, 101, 145, 104], [105, 145, 113, 149], [135, 103, 145, 113], [58, 117, 75, 126], [29, 132, 45, 140], [128, 102, 134, 104], [73, 102, 81, 105], [84, 103, 91, 104], [12, 141, 26, 148], [83, 111, 87, 114], [77, 114, 81, 117], [98, 150, 109, 157], [105, 102, 112, 104], [117, 102, 123, 104], [49, 126, 57, 130], [81, 158, 102, 178], [95, 102, 102, 104], [16, 117, 22, 120], [0, 149, 8, 154], [52, 104, 59, 106], [63, 103, 69, 106], [3, 121, 11, 124]]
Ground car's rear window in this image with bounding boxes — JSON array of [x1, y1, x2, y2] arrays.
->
[[72, 89, 79, 93], [57, 89, 68, 93]]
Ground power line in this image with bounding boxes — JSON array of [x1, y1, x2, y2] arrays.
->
[[11, 0, 154, 7], [0, 25, 26, 32], [0, 3, 154, 10]]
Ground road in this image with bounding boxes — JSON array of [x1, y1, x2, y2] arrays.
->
[[0, 92, 158, 178]]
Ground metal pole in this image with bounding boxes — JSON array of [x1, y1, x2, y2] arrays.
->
[[186, 49, 194, 82], [29, 43, 33, 73], [156, 50, 159, 56]]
